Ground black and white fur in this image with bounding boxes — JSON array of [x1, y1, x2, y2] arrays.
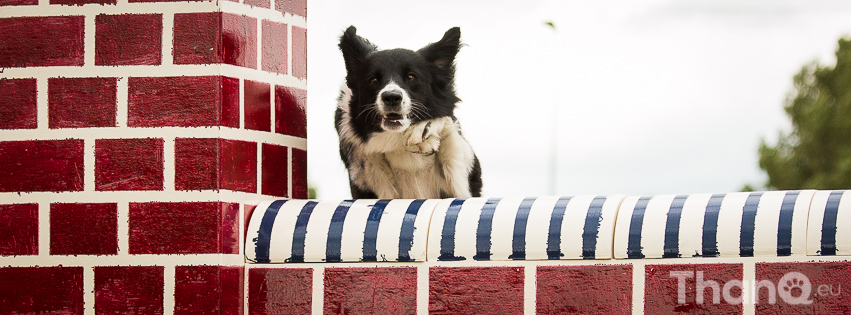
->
[[335, 26, 482, 199]]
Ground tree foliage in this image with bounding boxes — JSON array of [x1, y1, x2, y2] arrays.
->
[[759, 37, 851, 190]]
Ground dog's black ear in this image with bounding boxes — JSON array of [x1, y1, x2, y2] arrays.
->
[[339, 26, 376, 88], [418, 27, 461, 70]]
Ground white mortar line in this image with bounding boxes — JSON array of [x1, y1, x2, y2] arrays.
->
[[37, 78, 48, 131], [287, 146, 293, 198], [162, 137, 176, 192], [1, 254, 245, 268], [0, 2, 221, 18], [84, 266, 95, 315], [84, 14, 96, 67], [117, 201, 129, 256], [38, 202, 50, 257], [417, 263, 428, 314], [0, 190, 276, 206], [524, 265, 536, 315], [312, 266, 324, 315], [161, 12, 175, 67], [239, 78, 245, 129], [743, 261, 756, 315], [163, 266, 175, 315], [115, 77, 128, 128], [243, 265, 251, 315], [256, 141, 263, 195], [632, 261, 644, 315], [84, 138, 96, 192]]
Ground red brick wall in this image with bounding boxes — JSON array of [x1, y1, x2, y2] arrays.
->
[[0, 0, 306, 312]]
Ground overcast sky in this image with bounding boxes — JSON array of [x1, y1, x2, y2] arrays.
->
[[305, 0, 851, 199]]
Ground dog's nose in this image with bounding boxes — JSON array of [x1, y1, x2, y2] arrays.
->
[[381, 91, 403, 107]]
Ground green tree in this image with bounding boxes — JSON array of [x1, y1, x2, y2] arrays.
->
[[759, 37, 851, 190]]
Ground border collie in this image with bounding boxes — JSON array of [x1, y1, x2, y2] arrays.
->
[[335, 26, 482, 199]]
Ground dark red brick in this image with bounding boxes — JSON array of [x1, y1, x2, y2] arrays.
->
[[755, 262, 851, 314], [0, 0, 37, 5], [537, 265, 632, 314], [96, 14, 162, 66], [249, 268, 312, 315], [175, 138, 218, 191], [0, 139, 84, 192], [645, 263, 744, 314], [244, 204, 255, 239], [0, 78, 37, 129], [50, 203, 118, 255], [94, 266, 164, 314], [275, 0, 306, 17], [429, 266, 524, 314], [128, 76, 238, 127], [261, 21, 287, 75], [245, 80, 271, 131], [0, 267, 84, 314], [49, 77, 118, 128], [291, 26, 306, 79], [0, 16, 84, 67], [175, 266, 243, 315], [275, 86, 306, 137], [262, 143, 288, 197], [221, 139, 257, 193], [222, 76, 240, 128], [244, 0, 267, 8], [0, 204, 38, 256], [173, 12, 220, 64], [96, 138, 164, 191], [222, 13, 257, 69], [325, 267, 417, 315], [292, 148, 307, 199], [129, 202, 239, 254]]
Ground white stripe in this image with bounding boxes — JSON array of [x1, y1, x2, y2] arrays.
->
[[243, 199, 274, 261], [596, 195, 624, 260], [425, 199, 452, 261], [374, 200, 409, 261], [452, 198, 488, 260], [835, 191, 851, 254], [790, 190, 815, 255], [717, 192, 748, 257], [489, 198, 522, 260], [524, 196, 559, 260], [411, 199, 440, 261], [806, 191, 830, 255], [640, 195, 676, 259], [339, 199, 374, 261], [612, 196, 639, 259], [267, 200, 303, 262], [302, 200, 339, 262], [752, 191, 785, 256], [678, 193, 713, 257], [560, 195, 595, 259]]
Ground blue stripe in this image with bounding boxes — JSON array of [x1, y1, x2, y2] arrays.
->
[[285, 201, 318, 263], [253, 200, 287, 263], [362, 199, 391, 262], [438, 199, 467, 261], [474, 198, 501, 261], [663, 195, 688, 258], [626, 197, 652, 259], [820, 191, 845, 255], [397, 199, 425, 262], [325, 200, 354, 262], [699, 194, 725, 257], [581, 196, 607, 259], [739, 192, 763, 257], [776, 191, 800, 256], [547, 197, 573, 260], [509, 197, 536, 260]]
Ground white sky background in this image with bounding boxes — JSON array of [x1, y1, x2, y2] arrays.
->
[[305, 0, 851, 198]]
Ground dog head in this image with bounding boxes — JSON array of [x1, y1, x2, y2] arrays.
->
[[339, 26, 462, 133]]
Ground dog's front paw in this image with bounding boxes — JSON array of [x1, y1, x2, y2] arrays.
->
[[406, 121, 442, 155]]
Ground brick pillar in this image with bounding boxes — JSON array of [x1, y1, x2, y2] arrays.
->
[[0, 0, 306, 312]]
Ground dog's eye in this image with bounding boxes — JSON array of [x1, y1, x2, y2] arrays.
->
[[406, 73, 416, 81], [368, 77, 378, 85]]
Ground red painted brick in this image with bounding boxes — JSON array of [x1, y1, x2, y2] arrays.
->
[[292, 148, 307, 199], [645, 263, 744, 314], [292, 26, 307, 79], [0, 78, 37, 129], [50, 0, 114, 6], [128, 76, 238, 127], [0, 267, 83, 314], [96, 14, 162, 66], [0, 16, 84, 67], [49, 77, 118, 128], [262, 143, 288, 197], [222, 13, 257, 69], [0, 139, 84, 192], [175, 266, 243, 315], [221, 139, 257, 193], [222, 76, 240, 128], [0, 0, 37, 5], [175, 138, 218, 191], [96, 138, 164, 191], [249, 268, 312, 315], [276, 0, 306, 17], [755, 262, 851, 314], [50, 203, 118, 255], [537, 265, 632, 314], [0, 204, 38, 256], [244, 0, 267, 8], [261, 21, 287, 75], [429, 266, 524, 314], [245, 80, 271, 131], [275, 86, 306, 138], [325, 267, 417, 315], [173, 12, 220, 65], [129, 202, 239, 254], [95, 266, 164, 315]]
